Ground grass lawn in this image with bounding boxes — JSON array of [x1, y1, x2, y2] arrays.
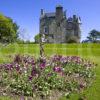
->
[[0, 43, 100, 100]]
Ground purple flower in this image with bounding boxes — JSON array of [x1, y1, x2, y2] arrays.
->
[[53, 67, 62, 73], [5, 63, 13, 70], [31, 67, 38, 76], [40, 63, 46, 69], [15, 64, 20, 71], [28, 75, 33, 81], [61, 57, 68, 63], [31, 61, 35, 65], [16, 67, 20, 71], [52, 55, 62, 62]]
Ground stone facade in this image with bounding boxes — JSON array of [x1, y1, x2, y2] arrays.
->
[[39, 5, 81, 43]]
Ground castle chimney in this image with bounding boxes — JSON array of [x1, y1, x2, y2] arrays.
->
[[56, 5, 63, 25], [41, 9, 44, 15], [73, 15, 77, 19]]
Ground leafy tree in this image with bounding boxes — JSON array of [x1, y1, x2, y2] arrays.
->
[[34, 34, 40, 43], [0, 14, 19, 43], [87, 29, 100, 42]]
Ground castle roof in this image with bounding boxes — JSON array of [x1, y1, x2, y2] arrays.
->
[[45, 12, 55, 18], [67, 17, 73, 22]]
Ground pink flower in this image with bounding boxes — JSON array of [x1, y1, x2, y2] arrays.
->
[[28, 75, 33, 81], [39, 62, 46, 69], [53, 67, 62, 73]]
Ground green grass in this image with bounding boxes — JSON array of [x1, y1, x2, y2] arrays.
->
[[0, 43, 100, 100]]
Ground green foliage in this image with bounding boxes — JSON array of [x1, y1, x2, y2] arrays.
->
[[16, 39, 25, 44], [34, 34, 40, 43], [0, 14, 19, 43]]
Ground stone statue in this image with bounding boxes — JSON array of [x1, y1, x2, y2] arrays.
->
[[40, 33, 46, 58]]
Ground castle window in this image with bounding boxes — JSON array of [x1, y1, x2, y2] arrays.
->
[[57, 22, 60, 27], [44, 27, 48, 33]]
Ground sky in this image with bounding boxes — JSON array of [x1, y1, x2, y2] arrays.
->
[[0, 0, 100, 41]]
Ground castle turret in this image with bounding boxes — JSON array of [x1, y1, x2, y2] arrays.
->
[[56, 5, 63, 25], [41, 9, 44, 15]]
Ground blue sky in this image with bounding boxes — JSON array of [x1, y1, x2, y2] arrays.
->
[[0, 0, 100, 41]]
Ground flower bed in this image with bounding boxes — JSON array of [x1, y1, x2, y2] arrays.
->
[[0, 55, 95, 99]]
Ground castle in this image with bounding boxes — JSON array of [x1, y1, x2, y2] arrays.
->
[[39, 5, 81, 43]]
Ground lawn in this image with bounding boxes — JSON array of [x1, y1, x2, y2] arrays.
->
[[0, 43, 100, 100]]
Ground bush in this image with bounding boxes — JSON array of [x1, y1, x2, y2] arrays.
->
[[67, 36, 79, 43]]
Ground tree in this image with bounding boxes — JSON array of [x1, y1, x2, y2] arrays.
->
[[0, 14, 19, 43], [87, 29, 100, 43], [34, 34, 40, 43]]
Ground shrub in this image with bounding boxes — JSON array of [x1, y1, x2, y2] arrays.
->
[[67, 36, 79, 43]]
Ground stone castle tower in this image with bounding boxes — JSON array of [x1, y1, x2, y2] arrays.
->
[[39, 5, 81, 43]]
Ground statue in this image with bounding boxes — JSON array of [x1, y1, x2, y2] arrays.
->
[[39, 33, 46, 58]]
